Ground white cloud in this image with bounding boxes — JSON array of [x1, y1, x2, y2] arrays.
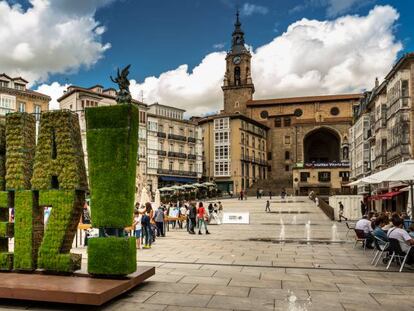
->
[[241, 3, 269, 16], [0, 0, 111, 85], [39, 5, 402, 117], [36, 82, 70, 110], [213, 43, 226, 49]]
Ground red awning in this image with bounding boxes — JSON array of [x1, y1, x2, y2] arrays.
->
[[368, 191, 402, 201]]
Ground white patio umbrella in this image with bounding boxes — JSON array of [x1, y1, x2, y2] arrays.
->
[[154, 189, 161, 209], [139, 186, 150, 208], [363, 160, 414, 219]]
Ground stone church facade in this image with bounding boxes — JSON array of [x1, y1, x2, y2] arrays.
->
[[201, 12, 361, 195]]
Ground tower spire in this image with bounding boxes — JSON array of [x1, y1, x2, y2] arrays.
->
[[231, 10, 247, 54]]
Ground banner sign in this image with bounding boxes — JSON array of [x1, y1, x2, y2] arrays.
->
[[222, 212, 250, 224], [303, 162, 350, 168]]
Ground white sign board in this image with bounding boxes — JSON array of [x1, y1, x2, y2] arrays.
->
[[222, 212, 250, 224]]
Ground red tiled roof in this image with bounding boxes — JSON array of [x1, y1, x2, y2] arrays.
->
[[247, 94, 362, 106]]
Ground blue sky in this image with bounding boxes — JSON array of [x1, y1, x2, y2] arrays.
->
[[50, 0, 414, 87], [1, 0, 413, 114]]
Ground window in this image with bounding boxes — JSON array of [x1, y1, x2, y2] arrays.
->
[[300, 172, 310, 182], [285, 165, 289, 171], [330, 107, 340, 116], [179, 162, 184, 171], [339, 171, 350, 181], [189, 146, 194, 155], [284, 136, 291, 145], [0, 81, 9, 88], [139, 111, 146, 124], [284, 117, 291, 126], [215, 146, 229, 160], [169, 126, 174, 134], [267, 151, 272, 160], [215, 131, 229, 144], [158, 159, 163, 169], [241, 133, 245, 144], [158, 140, 164, 150], [318, 172, 331, 182], [169, 161, 174, 171], [189, 163, 193, 172], [34, 105, 41, 121], [18, 102, 26, 112], [179, 128, 184, 136], [285, 151, 290, 160], [274, 118, 281, 127], [214, 161, 230, 176], [214, 118, 229, 130], [189, 129, 193, 138], [402, 80, 409, 97], [148, 157, 157, 169], [179, 145, 184, 153], [294, 109, 303, 117], [169, 143, 174, 152], [158, 124, 164, 132], [260, 111, 269, 119]]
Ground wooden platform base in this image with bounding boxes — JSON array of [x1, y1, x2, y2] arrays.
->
[[0, 266, 155, 306]]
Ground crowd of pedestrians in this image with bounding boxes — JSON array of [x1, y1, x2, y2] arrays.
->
[[132, 200, 223, 249]]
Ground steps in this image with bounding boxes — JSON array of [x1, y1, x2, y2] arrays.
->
[[246, 178, 292, 196]]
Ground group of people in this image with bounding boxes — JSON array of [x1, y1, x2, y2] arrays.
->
[[354, 211, 414, 267], [132, 200, 223, 249]]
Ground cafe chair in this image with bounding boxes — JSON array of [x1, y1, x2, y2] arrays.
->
[[371, 236, 389, 266], [345, 221, 355, 239], [386, 238, 412, 272], [354, 229, 367, 251]]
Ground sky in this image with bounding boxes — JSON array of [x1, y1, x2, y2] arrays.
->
[[1, 0, 413, 116]]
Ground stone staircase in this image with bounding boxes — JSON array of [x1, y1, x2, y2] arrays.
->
[[245, 178, 292, 196]]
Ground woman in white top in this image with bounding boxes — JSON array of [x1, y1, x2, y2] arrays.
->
[[387, 217, 414, 264]]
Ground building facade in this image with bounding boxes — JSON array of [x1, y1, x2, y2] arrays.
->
[[349, 53, 414, 199], [0, 73, 49, 117], [198, 114, 268, 194], [57, 85, 148, 196], [211, 13, 359, 195], [146, 103, 203, 191]]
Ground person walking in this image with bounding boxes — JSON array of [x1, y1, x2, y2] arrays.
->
[[240, 190, 244, 200], [265, 200, 271, 212], [256, 189, 260, 199], [154, 205, 165, 237], [188, 203, 197, 234], [197, 202, 210, 235], [338, 201, 348, 222], [269, 191, 272, 200], [132, 210, 142, 249], [360, 200, 367, 217], [141, 203, 153, 249]]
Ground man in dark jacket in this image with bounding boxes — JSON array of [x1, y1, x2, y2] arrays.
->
[[188, 203, 197, 234]]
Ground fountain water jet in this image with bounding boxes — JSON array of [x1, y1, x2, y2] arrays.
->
[[331, 223, 338, 241], [305, 220, 311, 241]]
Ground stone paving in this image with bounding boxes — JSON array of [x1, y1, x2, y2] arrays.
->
[[1, 197, 414, 310]]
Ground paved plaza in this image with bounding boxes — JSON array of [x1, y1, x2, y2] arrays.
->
[[1, 197, 414, 310]]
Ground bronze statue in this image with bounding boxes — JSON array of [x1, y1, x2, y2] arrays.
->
[[110, 65, 132, 104]]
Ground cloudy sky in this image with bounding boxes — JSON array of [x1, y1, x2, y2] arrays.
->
[[1, 0, 413, 116]]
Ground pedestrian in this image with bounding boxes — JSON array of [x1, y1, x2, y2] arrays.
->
[[154, 205, 165, 237], [265, 200, 271, 212], [256, 189, 260, 199], [197, 202, 210, 235], [188, 203, 197, 234], [360, 200, 367, 217], [141, 203, 153, 249], [338, 201, 348, 222], [132, 210, 142, 249], [269, 191, 272, 200], [240, 190, 244, 200]]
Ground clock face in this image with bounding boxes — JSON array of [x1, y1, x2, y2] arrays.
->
[[233, 56, 241, 65]]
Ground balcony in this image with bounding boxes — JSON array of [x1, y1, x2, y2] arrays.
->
[[168, 133, 187, 142], [157, 131, 166, 138], [187, 137, 196, 143], [157, 150, 167, 156], [188, 154, 197, 160], [168, 151, 187, 159], [157, 168, 197, 177]]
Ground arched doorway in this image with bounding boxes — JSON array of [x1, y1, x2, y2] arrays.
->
[[303, 127, 340, 163]]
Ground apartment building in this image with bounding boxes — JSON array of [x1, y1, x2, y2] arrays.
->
[[57, 85, 148, 195], [349, 53, 414, 196], [0, 73, 49, 118], [198, 114, 268, 194], [146, 103, 202, 191]]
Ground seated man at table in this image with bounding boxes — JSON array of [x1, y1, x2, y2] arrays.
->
[[355, 213, 374, 248], [387, 217, 414, 265]]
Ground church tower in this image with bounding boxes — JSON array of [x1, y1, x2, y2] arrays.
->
[[222, 11, 254, 114]]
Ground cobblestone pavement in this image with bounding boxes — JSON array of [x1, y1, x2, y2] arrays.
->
[[1, 197, 414, 310]]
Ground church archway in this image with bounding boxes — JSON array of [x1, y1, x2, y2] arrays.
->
[[303, 127, 340, 163]]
